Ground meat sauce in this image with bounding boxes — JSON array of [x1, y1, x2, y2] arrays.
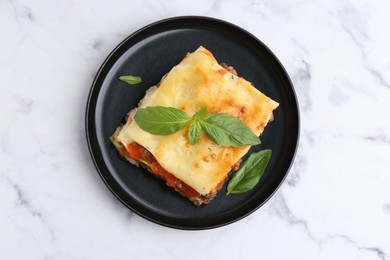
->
[[122, 143, 200, 199]]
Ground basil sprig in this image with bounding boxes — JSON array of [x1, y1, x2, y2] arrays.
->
[[119, 75, 142, 85], [227, 150, 272, 194], [134, 106, 260, 147]]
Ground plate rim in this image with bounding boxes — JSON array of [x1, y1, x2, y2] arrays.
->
[[85, 15, 300, 230]]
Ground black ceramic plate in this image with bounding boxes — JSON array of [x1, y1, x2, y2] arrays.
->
[[86, 16, 299, 230]]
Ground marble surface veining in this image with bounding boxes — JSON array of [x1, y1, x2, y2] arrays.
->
[[1, 0, 390, 259]]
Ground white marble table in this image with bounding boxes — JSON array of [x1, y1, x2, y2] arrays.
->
[[1, 0, 390, 259]]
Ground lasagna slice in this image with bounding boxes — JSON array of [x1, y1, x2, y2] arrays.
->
[[111, 46, 279, 206]]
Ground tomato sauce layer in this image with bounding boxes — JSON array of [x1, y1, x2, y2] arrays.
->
[[123, 142, 200, 199]]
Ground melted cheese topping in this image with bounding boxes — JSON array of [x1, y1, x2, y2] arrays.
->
[[117, 46, 279, 195]]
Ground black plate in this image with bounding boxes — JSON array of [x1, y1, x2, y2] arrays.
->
[[86, 16, 299, 230]]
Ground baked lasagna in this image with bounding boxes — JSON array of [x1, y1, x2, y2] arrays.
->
[[111, 46, 279, 206]]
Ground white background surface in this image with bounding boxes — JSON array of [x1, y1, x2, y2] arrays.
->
[[1, 0, 390, 259]]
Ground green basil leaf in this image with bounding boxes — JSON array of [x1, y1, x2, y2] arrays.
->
[[188, 121, 202, 145], [192, 107, 207, 121], [199, 113, 260, 147], [227, 150, 272, 195], [134, 106, 190, 135], [119, 75, 142, 85], [187, 107, 207, 145]]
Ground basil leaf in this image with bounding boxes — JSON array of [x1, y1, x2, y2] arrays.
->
[[227, 150, 272, 195], [188, 121, 202, 145], [119, 75, 142, 85], [199, 113, 260, 147], [188, 107, 207, 145], [134, 106, 190, 135], [192, 107, 207, 121]]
